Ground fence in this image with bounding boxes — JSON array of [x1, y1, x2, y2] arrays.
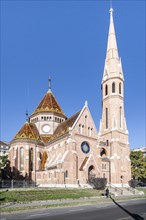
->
[[0, 180, 35, 188]]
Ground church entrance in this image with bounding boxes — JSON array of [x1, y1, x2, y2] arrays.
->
[[88, 165, 95, 182]]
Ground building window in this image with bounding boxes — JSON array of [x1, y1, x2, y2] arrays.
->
[[79, 124, 81, 133], [82, 125, 84, 134], [112, 82, 115, 93], [20, 147, 24, 171], [88, 127, 93, 137], [119, 83, 122, 94], [120, 107, 122, 128], [102, 164, 106, 169], [100, 148, 106, 157], [105, 108, 108, 129], [65, 170, 68, 178], [106, 140, 109, 146], [29, 148, 33, 171], [105, 84, 108, 96]]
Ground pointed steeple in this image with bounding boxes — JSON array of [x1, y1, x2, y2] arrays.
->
[[106, 8, 119, 61], [102, 8, 124, 82], [31, 79, 66, 118]]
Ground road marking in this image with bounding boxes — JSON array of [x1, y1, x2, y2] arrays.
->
[[68, 208, 84, 212], [30, 212, 50, 218]]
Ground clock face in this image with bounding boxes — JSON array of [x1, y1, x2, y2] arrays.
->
[[42, 124, 51, 133], [81, 141, 90, 154]]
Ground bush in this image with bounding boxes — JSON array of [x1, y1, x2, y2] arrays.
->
[[128, 179, 138, 188], [89, 177, 107, 190]]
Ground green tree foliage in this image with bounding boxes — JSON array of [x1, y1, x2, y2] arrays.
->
[[0, 155, 8, 169], [130, 151, 146, 182]]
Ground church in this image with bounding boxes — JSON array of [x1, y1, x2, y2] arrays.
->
[[8, 8, 131, 187]]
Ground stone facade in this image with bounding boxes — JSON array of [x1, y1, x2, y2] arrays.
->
[[8, 8, 131, 187]]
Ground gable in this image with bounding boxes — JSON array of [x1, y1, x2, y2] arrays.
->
[[71, 103, 98, 138]]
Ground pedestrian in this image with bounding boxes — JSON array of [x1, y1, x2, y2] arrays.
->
[[105, 188, 109, 198]]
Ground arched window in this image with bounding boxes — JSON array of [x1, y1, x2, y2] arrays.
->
[[119, 82, 122, 94], [120, 107, 122, 128], [105, 108, 108, 129], [112, 82, 116, 93], [79, 124, 81, 133], [82, 125, 84, 134], [65, 170, 68, 178], [105, 84, 108, 96], [106, 140, 109, 146], [29, 148, 33, 171], [20, 147, 24, 171], [100, 148, 106, 157]]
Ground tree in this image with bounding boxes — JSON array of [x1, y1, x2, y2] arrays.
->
[[130, 151, 146, 182], [0, 155, 8, 169]]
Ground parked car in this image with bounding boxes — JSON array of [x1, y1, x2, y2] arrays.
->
[[136, 182, 146, 187]]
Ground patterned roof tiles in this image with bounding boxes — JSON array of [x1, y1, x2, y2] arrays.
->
[[14, 122, 42, 141], [32, 91, 66, 117], [50, 111, 80, 141]]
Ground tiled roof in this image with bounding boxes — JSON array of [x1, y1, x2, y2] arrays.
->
[[32, 91, 66, 117], [50, 111, 80, 141], [13, 122, 42, 141], [0, 141, 9, 146], [41, 135, 52, 143]]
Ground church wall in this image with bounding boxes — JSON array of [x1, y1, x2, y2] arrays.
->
[[9, 141, 42, 180]]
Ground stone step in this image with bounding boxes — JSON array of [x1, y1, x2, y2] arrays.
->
[[108, 187, 144, 197]]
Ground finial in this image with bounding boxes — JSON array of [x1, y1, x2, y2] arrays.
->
[[26, 110, 29, 122], [85, 100, 88, 107], [109, 7, 114, 14], [109, 3, 114, 23], [48, 76, 52, 92]]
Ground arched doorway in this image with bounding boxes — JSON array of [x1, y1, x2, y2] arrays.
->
[[88, 165, 95, 181]]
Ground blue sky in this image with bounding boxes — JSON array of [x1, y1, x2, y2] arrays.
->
[[1, 0, 145, 149]]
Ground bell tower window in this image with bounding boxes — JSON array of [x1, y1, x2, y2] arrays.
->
[[105, 84, 108, 96], [120, 107, 122, 128], [112, 82, 116, 93], [105, 108, 108, 129], [119, 82, 122, 94]]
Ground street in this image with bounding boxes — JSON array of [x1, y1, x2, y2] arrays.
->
[[1, 198, 145, 220]]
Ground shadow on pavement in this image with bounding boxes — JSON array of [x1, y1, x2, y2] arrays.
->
[[110, 196, 144, 220]]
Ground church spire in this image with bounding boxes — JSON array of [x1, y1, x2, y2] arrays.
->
[[106, 7, 119, 61], [102, 7, 124, 82]]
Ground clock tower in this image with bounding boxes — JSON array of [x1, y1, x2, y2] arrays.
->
[[29, 78, 66, 142]]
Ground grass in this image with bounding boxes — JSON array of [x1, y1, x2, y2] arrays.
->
[[1, 195, 145, 213], [0, 188, 104, 204], [1, 187, 145, 213], [136, 187, 146, 194]]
